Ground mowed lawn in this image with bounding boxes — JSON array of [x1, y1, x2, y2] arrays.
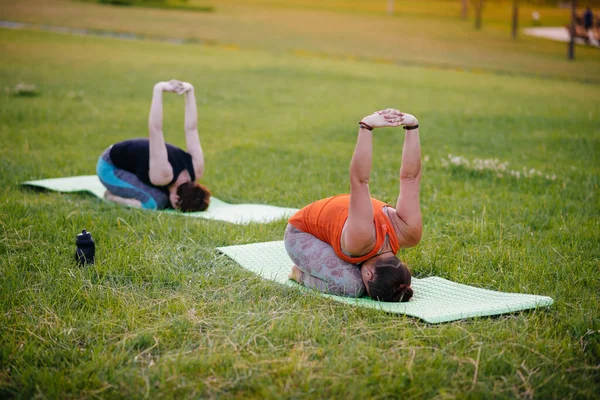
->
[[2, 0, 600, 83], [0, 14, 599, 400]]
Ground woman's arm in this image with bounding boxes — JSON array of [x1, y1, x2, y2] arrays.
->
[[392, 112, 423, 247], [180, 82, 205, 179], [148, 81, 177, 186], [341, 110, 403, 255]]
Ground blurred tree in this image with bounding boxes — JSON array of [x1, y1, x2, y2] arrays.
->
[[512, 0, 519, 38], [475, 0, 483, 29], [568, 0, 576, 60]]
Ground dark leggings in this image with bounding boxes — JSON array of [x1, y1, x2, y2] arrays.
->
[[284, 224, 365, 298], [96, 147, 170, 210]]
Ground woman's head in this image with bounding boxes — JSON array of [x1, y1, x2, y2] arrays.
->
[[176, 181, 211, 212], [361, 256, 413, 302]]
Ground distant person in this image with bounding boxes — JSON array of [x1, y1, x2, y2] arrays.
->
[[285, 109, 422, 302], [583, 6, 594, 31], [96, 80, 210, 212], [569, 14, 590, 42], [582, 6, 598, 45]]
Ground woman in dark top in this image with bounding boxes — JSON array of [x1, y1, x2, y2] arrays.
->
[[96, 80, 210, 212]]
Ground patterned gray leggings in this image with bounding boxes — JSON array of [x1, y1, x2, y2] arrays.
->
[[284, 224, 365, 298]]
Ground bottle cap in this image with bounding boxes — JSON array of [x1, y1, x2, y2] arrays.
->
[[76, 229, 93, 245], [77, 229, 91, 239]]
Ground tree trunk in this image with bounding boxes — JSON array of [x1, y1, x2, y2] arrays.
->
[[461, 0, 468, 19], [512, 0, 519, 39], [475, 0, 483, 30], [568, 0, 576, 60]]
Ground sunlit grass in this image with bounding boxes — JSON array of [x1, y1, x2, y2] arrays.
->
[[1, 0, 599, 83], [216, 0, 576, 26]]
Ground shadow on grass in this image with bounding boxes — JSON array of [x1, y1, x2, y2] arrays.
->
[[86, 0, 214, 13]]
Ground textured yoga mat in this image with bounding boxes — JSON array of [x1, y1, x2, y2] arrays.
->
[[23, 176, 298, 225], [217, 240, 554, 324]]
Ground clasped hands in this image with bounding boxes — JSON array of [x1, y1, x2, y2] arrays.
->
[[155, 80, 194, 95], [361, 108, 418, 129]]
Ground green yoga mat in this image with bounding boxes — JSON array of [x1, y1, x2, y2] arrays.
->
[[218, 240, 554, 324], [23, 176, 298, 225]]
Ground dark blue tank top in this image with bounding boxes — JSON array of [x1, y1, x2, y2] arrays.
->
[[109, 138, 196, 191]]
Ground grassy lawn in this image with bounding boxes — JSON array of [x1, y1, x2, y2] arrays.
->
[[1, 0, 600, 83], [0, 2, 599, 398]]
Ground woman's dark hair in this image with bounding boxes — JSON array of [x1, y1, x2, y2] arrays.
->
[[176, 181, 211, 212], [366, 256, 413, 302]]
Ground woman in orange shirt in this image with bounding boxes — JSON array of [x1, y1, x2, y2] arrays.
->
[[285, 109, 422, 302]]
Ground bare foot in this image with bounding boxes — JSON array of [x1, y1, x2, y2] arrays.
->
[[104, 190, 143, 208], [288, 265, 303, 283]]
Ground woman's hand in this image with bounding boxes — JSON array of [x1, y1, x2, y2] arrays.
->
[[154, 80, 193, 94], [361, 110, 401, 129], [154, 81, 180, 93], [378, 108, 418, 127], [167, 80, 194, 95], [361, 109, 418, 129], [176, 81, 194, 95]]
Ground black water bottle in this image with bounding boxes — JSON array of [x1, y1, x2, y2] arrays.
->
[[75, 229, 95, 265]]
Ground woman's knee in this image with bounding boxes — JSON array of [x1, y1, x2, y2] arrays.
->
[[328, 269, 365, 298], [284, 224, 304, 266], [283, 224, 365, 297]]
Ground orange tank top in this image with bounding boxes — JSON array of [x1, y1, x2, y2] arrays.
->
[[288, 194, 400, 264]]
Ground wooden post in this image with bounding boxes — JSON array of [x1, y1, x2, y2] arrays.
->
[[475, 0, 483, 30], [568, 0, 576, 60], [512, 0, 519, 39]]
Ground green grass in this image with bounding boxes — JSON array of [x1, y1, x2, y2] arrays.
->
[[2, 0, 600, 83], [0, 10, 599, 400]]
